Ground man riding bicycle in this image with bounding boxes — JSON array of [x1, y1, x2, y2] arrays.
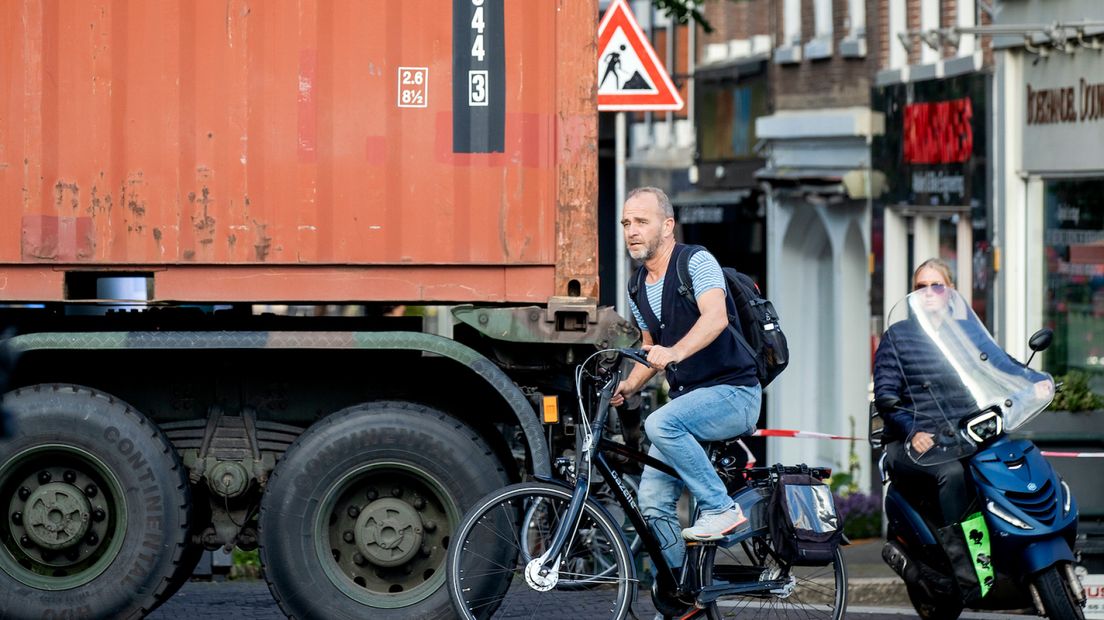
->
[[611, 186, 761, 571]]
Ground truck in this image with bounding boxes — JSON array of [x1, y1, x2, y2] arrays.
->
[[0, 1, 635, 618]]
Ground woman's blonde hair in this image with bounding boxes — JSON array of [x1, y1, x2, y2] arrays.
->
[[913, 258, 955, 288]]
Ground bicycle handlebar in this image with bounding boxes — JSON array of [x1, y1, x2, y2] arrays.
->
[[617, 347, 678, 374]]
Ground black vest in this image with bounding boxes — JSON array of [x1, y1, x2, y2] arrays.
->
[[630, 244, 758, 397]]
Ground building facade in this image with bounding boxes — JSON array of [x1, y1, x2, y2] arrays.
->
[[755, 0, 882, 484]]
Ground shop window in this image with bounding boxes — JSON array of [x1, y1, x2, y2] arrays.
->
[[1043, 177, 1104, 400]]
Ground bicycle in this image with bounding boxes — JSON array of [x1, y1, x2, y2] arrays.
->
[[446, 348, 847, 619]]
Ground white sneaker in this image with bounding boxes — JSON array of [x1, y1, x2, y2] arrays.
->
[[681, 505, 748, 541]]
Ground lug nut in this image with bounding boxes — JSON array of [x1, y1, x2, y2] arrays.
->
[[20, 535, 33, 548], [403, 563, 414, 575], [41, 550, 55, 562], [84, 484, 98, 498], [391, 488, 403, 498], [343, 531, 355, 544], [92, 508, 106, 522], [412, 497, 426, 510], [420, 545, 431, 558], [18, 487, 30, 501], [366, 488, 378, 501], [347, 505, 360, 518], [38, 471, 52, 484], [65, 549, 80, 561], [353, 553, 366, 566], [423, 520, 437, 533], [11, 512, 22, 526], [85, 533, 99, 546], [63, 470, 77, 483]]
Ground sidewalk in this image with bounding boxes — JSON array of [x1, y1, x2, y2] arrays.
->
[[842, 537, 911, 606]]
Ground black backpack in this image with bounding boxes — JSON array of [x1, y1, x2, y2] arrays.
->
[[675, 245, 789, 387], [768, 470, 843, 566]]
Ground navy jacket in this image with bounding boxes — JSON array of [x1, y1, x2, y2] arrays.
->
[[630, 244, 758, 397], [873, 317, 1031, 441]]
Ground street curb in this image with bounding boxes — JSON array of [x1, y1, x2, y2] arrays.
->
[[848, 577, 910, 606]]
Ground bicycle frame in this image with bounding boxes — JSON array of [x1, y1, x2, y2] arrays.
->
[[533, 352, 834, 614], [532, 359, 685, 606]]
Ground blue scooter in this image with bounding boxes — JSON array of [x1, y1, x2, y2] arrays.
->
[[870, 289, 1086, 619]]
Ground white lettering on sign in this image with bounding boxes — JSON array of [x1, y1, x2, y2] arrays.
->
[[468, 0, 489, 106], [469, 70, 488, 106], [397, 67, 428, 108], [911, 171, 965, 195]]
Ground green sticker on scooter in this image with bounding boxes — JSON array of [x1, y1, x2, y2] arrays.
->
[[961, 512, 994, 598]]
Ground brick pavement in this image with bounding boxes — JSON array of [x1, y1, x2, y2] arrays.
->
[[147, 541, 904, 620]]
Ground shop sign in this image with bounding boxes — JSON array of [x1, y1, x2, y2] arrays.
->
[[1023, 51, 1104, 173], [1083, 573, 1104, 619], [873, 73, 987, 210], [903, 98, 974, 164]]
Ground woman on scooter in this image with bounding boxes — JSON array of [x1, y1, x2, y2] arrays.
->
[[874, 258, 975, 527], [873, 258, 1054, 600]]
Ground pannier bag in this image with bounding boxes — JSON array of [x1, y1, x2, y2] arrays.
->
[[769, 473, 843, 566]]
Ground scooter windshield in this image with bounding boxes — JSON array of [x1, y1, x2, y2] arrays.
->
[[881, 289, 1055, 466]]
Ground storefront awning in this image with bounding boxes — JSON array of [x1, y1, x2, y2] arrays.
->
[[755, 167, 886, 199], [671, 189, 755, 206]]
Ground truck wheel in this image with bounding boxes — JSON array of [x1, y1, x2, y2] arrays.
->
[[0, 385, 191, 620], [259, 401, 510, 619]]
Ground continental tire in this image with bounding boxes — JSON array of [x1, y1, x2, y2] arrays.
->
[[0, 384, 191, 620], [259, 401, 509, 619]]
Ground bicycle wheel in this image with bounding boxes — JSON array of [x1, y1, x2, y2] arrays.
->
[[702, 536, 846, 620], [519, 475, 641, 588], [447, 482, 634, 620]]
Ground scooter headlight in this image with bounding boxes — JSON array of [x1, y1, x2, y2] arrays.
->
[[986, 499, 1033, 530], [965, 410, 1003, 443]]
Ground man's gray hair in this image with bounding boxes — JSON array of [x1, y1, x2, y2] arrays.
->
[[627, 186, 675, 219]]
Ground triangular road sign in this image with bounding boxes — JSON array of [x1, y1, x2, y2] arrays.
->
[[597, 0, 684, 111]]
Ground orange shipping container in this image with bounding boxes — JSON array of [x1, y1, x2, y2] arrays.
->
[[0, 0, 598, 303]]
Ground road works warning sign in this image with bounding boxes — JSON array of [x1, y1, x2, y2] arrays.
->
[[597, 0, 684, 111]]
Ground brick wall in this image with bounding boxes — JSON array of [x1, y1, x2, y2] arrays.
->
[[696, 0, 773, 56], [768, 0, 881, 110]]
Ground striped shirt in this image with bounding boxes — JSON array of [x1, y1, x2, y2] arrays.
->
[[629, 250, 726, 329]]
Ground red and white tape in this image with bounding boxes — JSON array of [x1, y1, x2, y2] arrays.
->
[[753, 429, 1104, 459], [753, 429, 862, 441], [1041, 450, 1104, 458]]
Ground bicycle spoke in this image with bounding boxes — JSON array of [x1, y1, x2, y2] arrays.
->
[[449, 485, 633, 619]]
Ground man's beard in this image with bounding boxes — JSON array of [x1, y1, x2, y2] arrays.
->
[[628, 235, 660, 261]]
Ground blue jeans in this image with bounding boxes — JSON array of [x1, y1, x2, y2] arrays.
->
[[638, 383, 761, 570]]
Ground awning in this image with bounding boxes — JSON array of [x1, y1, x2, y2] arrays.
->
[[671, 189, 755, 206], [755, 167, 886, 199]]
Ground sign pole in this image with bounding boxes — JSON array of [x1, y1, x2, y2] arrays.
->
[[598, 0, 682, 321], [615, 111, 627, 319]]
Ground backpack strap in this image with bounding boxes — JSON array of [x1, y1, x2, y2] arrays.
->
[[627, 265, 661, 336], [678, 246, 760, 373], [675, 244, 705, 306]]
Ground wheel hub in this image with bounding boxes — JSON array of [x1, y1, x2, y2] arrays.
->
[[23, 482, 92, 550], [355, 498, 424, 567], [524, 556, 559, 591]]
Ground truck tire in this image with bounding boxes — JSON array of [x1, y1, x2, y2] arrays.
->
[[0, 384, 191, 620], [259, 400, 510, 619]]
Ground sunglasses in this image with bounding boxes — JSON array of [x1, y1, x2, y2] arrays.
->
[[914, 282, 947, 294]]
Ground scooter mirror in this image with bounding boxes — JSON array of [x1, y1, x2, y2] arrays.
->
[[1028, 328, 1053, 352], [1025, 328, 1053, 367]]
